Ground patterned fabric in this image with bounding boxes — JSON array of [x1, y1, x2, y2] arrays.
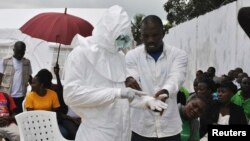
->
[[0, 92, 16, 117], [0, 57, 31, 95]]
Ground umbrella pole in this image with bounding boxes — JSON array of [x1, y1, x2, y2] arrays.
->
[[56, 43, 61, 64]]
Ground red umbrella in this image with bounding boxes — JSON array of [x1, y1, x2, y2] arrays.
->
[[20, 8, 94, 63]]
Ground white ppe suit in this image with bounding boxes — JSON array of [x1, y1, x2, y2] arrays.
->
[[63, 5, 162, 141]]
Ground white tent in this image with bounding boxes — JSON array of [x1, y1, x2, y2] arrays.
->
[[0, 8, 105, 28], [0, 8, 106, 76]]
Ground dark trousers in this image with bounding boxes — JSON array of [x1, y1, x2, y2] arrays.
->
[[131, 132, 181, 141], [13, 97, 25, 114], [61, 118, 80, 140]]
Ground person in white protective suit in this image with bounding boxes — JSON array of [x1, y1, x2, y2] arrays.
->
[[63, 5, 168, 141]]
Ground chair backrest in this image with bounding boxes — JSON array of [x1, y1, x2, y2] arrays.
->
[[15, 110, 71, 141], [22, 98, 27, 112]]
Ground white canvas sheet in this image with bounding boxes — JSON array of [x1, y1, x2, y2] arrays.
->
[[166, 0, 250, 91]]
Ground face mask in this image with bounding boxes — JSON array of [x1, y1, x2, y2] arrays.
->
[[115, 34, 132, 49]]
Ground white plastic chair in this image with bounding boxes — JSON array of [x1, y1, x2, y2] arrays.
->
[[15, 110, 73, 141], [22, 98, 27, 112]]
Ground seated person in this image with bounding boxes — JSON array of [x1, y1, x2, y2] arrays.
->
[[36, 67, 79, 139], [200, 81, 248, 141], [25, 71, 60, 111], [179, 95, 208, 141], [0, 92, 19, 141], [61, 108, 81, 140], [25, 69, 68, 138], [191, 77, 217, 138], [177, 86, 189, 105], [52, 63, 68, 114], [52, 65, 80, 139], [230, 76, 250, 123], [215, 81, 247, 124]]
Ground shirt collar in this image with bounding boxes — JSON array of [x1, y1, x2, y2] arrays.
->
[[143, 43, 166, 59]]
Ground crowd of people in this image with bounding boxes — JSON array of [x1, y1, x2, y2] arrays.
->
[[0, 5, 250, 141]]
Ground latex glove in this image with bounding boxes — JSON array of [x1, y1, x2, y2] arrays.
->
[[146, 96, 168, 112], [155, 94, 169, 115], [120, 88, 147, 101]]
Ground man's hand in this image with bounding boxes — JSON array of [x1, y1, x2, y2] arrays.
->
[[146, 97, 168, 112], [154, 89, 169, 102], [125, 77, 142, 90], [154, 89, 169, 115]]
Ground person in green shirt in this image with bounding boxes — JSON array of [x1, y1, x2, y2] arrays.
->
[[177, 86, 190, 105], [231, 76, 250, 122], [179, 95, 208, 141]]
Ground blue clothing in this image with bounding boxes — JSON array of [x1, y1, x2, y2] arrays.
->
[[149, 51, 162, 62], [212, 92, 219, 101]]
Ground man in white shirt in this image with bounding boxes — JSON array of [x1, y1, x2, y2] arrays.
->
[[0, 41, 32, 114], [126, 15, 188, 141]]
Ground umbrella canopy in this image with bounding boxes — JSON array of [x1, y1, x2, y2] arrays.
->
[[20, 9, 94, 45], [20, 9, 94, 64]]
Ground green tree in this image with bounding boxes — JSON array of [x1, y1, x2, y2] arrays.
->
[[131, 14, 145, 46], [164, 0, 237, 25], [163, 22, 173, 34]]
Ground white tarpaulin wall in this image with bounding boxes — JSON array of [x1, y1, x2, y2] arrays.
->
[[165, 0, 250, 91]]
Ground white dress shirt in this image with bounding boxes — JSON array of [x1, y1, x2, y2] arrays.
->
[[126, 44, 188, 138]]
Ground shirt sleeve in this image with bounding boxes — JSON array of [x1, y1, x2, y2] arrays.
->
[[51, 90, 61, 109], [125, 50, 140, 82], [25, 92, 34, 109], [162, 49, 188, 96], [63, 47, 121, 109]]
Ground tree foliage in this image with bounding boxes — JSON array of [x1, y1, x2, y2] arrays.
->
[[164, 0, 237, 25], [131, 14, 145, 46]]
